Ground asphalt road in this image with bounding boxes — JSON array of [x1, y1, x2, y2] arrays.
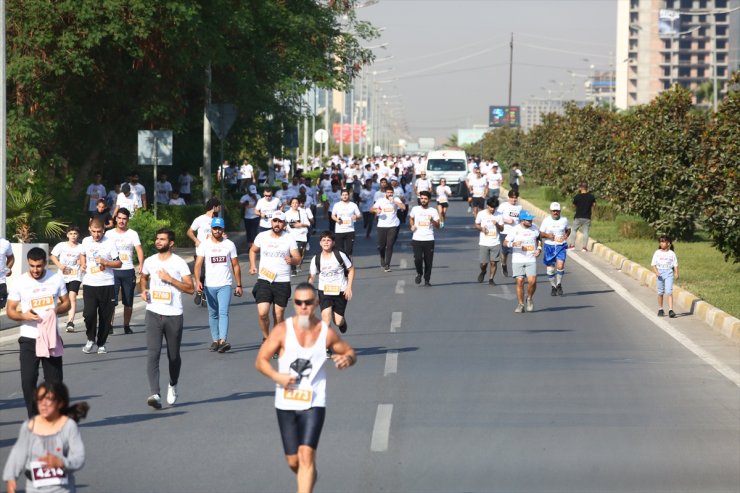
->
[[1, 201, 738, 492]]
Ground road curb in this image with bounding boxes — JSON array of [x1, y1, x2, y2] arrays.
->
[[521, 198, 740, 344]]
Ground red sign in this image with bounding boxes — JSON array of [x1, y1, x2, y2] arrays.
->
[[332, 123, 367, 144]]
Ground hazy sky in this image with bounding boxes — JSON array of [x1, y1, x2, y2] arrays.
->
[[356, 0, 617, 143]]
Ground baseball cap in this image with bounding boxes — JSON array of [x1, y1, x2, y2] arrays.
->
[[249, 185, 257, 194], [390, 176, 399, 182], [550, 202, 561, 211], [519, 210, 535, 221], [211, 217, 225, 228], [272, 211, 286, 222]]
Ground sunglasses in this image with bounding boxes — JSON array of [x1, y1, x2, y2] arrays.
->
[[294, 299, 315, 306], [272, 218, 285, 223]]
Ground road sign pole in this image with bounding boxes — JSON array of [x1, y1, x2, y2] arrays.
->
[[219, 139, 225, 218], [153, 138, 158, 220]]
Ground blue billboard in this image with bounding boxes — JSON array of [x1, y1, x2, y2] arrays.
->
[[489, 106, 520, 127]]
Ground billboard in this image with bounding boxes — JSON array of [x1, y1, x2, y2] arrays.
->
[[659, 9, 681, 38], [332, 123, 367, 144], [458, 128, 489, 146], [489, 106, 520, 127]]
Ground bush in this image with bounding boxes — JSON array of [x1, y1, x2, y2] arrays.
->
[[542, 186, 562, 203], [593, 204, 617, 221], [223, 200, 244, 232], [617, 218, 655, 239], [128, 210, 171, 257], [155, 205, 203, 249]]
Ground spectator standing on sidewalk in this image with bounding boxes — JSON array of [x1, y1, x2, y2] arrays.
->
[[568, 181, 596, 252]]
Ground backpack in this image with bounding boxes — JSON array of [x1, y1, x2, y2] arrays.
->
[[313, 249, 348, 277]]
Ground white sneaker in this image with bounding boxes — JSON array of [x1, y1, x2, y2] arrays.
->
[[526, 297, 534, 312], [167, 384, 178, 405], [97, 345, 108, 354], [82, 340, 95, 353], [147, 394, 162, 410], [514, 304, 525, 313]]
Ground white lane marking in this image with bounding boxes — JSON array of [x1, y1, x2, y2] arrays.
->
[[489, 283, 517, 300], [570, 252, 740, 387], [395, 280, 405, 294], [384, 350, 398, 376], [390, 312, 402, 333], [371, 404, 393, 452], [400, 258, 408, 269]]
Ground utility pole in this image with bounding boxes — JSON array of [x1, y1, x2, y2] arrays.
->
[[507, 33, 514, 126]]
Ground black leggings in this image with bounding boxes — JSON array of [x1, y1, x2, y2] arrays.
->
[[362, 211, 374, 237], [377, 227, 398, 268], [276, 407, 326, 455], [412, 240, 435, 282], [19, 337, 63, 417], [83, 284, 115, 346], [145, 312, 183, 395], [334, 232, 355, 258]]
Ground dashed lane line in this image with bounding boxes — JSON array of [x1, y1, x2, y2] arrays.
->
[[395, 280, 405, 294], [390, 312, 402, 333], [370, 404, 393, 452], [384, 350, 398, 376]]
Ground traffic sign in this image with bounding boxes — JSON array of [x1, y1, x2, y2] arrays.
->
[[314, 129, 328, 144], [137, 130, 173, 166], [207, 103, 237, 140]]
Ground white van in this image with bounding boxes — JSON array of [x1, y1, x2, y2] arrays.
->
[[424, 150, 468, 198]]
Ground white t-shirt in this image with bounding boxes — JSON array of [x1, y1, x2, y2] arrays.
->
[[155, 180, 173, 204], [131, 183, 147, 207], [8, 270, 67, 339], [651, 250, 678, 272], [476, 210, 504, 246], [539, 216, 570, 245], [415, 178, 432, 193], [373, 197, 402, 228], [469, 176, 487, 197], [255, 197, 281, 229], [142, 253, 191, 316], [240, 194, 260, 220], [50, 241, 85, 282], [168, 197, 186, 206], [104, 228, 141, 270], [116, 193, 138, 215], [332, 201, 361, 233], [409, 206, 439, 241], [436, 185, 452, 203], [253, 231, 298, 283], [178, 174, 193, 194], [507, 224, 541, 263], [285, 208, 312, 242], [196, 238, 238, 288], [81, 236, 119, 286], [359, 189, 375, 213], [86, 184, 107, 212], [0, 238, 13, 284], [497, 202, 522, 235], [310, 250, 352, 294], [487, 171, 503, 189], [190, 214, 214, 244]]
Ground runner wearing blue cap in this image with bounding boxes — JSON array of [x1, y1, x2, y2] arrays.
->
[[503, 210, 542, 313]]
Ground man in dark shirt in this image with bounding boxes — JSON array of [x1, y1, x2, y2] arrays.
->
[[568, 182, 596, 252], [89, 199, 113, 230]]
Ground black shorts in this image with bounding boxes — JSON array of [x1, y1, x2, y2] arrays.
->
[[66, 280, 82, 294], [471, 197, 485, 209], [276, 407, 326, 455], [113, 269, 136, 306], [0, 283, 7, 309], [437, 201, 449, 209], [252, 279, 291, 307], [318, 291, 348, 317], [296, 241, 307, 255]]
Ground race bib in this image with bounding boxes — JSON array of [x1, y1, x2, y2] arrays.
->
[[90, 265, 101, 274], [383, 206, 395, 213], [341, 217, 352, 225], [554, 235, 566, 243], [63, 267, 78, 277], [259, 267, 277, 283], [29, 461, 68, 488], [31, 296, 54, 310], [151, 288, 172, 304], [522, 244, 535, 252], [323, 284, 341, 295], [418, 218, 430, 227], [119, 252, 130, 261], [486, 230, 498, 237], [283, 385, 312, 403], [210, 255, 227, 264]]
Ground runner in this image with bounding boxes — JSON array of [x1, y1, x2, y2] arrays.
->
[[140, 228, 195, 409], [308, 231, 354, 333], [413, 170, 432, 205], [105, 208, 144, 335], [50, 226, 85, 332], [372, 187, 406, 272], [331, 189, 361, 257], [474, 197, 504, 285], [194, 217, 242, 353], [80, 219, 122, 354], [186, 198, 221, 305], [467, 165, 488, 217], [359, 179, 376, 239], [486, 163, 503, 201], [496, 189, 522, 277], [503, 210, 542, 313], [83, 172, 106, 213], [5, 248, 70, 417], [435, 178, 453, 228], [409, 191, 440, 286], [255, 282, 356, 493], [255, 188, 281, 233], [539, 202, 571, 296], [113, 183, 138, 218], [249, 211, 301, 342], [0, 237, 15, 311], [240, 184, 261, 251], [286, 197, 313, 275]]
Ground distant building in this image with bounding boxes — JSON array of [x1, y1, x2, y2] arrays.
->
[[615, 0, 740, 110]]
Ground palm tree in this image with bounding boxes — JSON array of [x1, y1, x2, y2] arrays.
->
[[6, 189, 67, 242]]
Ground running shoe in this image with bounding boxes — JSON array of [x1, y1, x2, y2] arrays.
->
[[124, 325, 134, 335], [97, 345, 108, 354], [557, 284, 564, 296], [424, 281, 432, 287], [657, 309, 665, 317], [66, 321, 75, 333], [339, 321, 348, 334], [551, 286, 558, 296], [567, 245, 575, 250], [147, 394, 162, 410], [415, 274, 422, 284], [668, 310, 676, 318], [209, 341, 219, 352], [489, 278, 495, 286], [478, 271, 486, 283], [218, 341, 232, 353], [502, 264, 509, 277], [581, 247, 588, 252], [440, 222, 445, 228], [194, 291, 203, 305], [526, 297, 534, 312], [514, 304, 525, 313], [82, 341, 95, 354], [167, 385, 178, 405], [384, 266, 392, 273]]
